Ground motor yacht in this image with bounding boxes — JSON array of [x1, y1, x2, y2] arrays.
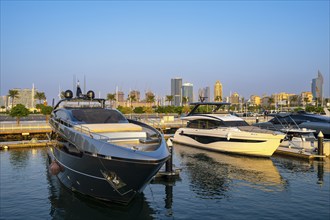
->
[[275, 128, 319, 159], [172, 102, 285, 157], [47, 86, 170, 204], [254, 111, 330, 139]]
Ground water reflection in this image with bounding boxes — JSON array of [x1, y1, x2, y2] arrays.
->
[[317, 162, 324, 184], [46, 165, 155, 219], [174, 143, 286, 198], [150, 178, 177, 217], [272, 155, 330, 185], [9, 148, 30, 169]]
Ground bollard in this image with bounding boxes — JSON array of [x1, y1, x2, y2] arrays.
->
[[165, 146, 173, 173], [256, 117, 259, 123], [317, 131, 324, 156]]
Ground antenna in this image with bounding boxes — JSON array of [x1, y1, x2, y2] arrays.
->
[[73, 75, 76, 91], [84, 75, 86, 94]]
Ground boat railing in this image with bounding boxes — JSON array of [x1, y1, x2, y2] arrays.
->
[[51, 118, 110, 141], [51, 117, 162, 142], [72, 123, 110, 141]]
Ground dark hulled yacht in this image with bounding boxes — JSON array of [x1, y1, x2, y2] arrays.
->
[[47, 85, 170, 204]]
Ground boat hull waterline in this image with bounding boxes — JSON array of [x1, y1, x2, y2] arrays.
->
[[48, 145, 167, 204]]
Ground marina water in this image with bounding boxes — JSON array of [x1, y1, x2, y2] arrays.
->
[[1, 145, 329, 219]]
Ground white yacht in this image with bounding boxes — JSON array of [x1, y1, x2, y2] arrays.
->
[[276, 128, 318, 158], [172, 102, 285, 157]]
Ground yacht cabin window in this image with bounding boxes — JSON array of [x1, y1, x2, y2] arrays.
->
[[187, 119, 248, 129]]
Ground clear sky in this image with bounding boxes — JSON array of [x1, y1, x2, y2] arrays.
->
[[1, 0, 329, 102]]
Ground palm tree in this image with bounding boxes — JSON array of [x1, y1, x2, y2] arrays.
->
[[8, 90, 19, 108], [215, 96, 222, 102], [34, 92, 46, 104], [130, 94, 137, 103], [146, 93, 155, 107], [304, 97, 309, 106], [165, 95, 174, 106], [268, 97, 274, 109], [182, 96, 189, 106], [106, 93, 116, 107], [290, 95, 298, 107]]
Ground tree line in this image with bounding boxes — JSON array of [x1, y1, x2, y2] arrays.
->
[[5, 90, 53, 125]]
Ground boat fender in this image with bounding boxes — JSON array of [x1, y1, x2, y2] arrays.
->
[[49, 160, 61, 175], [227, 133, 231, 141]]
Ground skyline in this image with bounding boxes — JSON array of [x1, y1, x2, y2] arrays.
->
[[1, 1, 329, 101]]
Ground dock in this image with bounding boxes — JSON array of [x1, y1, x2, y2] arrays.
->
[[0, 122, 51, 135], [0, 139, 55, 150], [1, 118, 329, 161]]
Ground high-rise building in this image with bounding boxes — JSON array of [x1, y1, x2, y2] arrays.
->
[[171, 77, 182, 106], [9, 86, 38, 109], [182, 83, 194, 104], [198, 86, 210, 102], [250, 95, 261, 106], [230, 92, 240, 105], [311, 70, 324, 101], [117, 91, 125, 102], [214, 80, 223, 102], [129, 90, 140, 102]]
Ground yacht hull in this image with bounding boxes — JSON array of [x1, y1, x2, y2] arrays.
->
[[173, 128, 284, 157], [48, 144, 166, 204]]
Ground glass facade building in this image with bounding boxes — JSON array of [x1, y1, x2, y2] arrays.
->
[[171, 78, 182, 106]]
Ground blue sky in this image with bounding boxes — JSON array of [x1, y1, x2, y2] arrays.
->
[[1, 1, 329, 102]]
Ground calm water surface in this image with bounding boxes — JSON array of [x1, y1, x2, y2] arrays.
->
[[0, 145, 329, 220]]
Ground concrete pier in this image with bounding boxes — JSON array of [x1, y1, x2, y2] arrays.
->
[[0, 140, 55, 150]]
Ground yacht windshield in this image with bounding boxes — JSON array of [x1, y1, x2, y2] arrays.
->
[[190, 104, 230, 115], [187, 119, 249, 129], [72, 108, 128, 124]]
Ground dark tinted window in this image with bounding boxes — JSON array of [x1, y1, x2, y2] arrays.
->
[[291, 115, 330, 123], [72, 108, 128, 124], [187, 119, 248, 129], [55, 110, 69, 121]]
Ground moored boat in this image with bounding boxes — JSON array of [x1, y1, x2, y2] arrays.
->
[[172, 102, 285, 157], [275, 128, 321, 159], [47, 85, 170, 204]]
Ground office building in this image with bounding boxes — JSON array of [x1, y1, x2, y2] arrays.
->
[[250, 95, 261, 106], [311, 70, 324, 101], [171, 77, 182, 106], [129, 90, 140, 102], [214, 80, 223, 102], [117, 91, 125, 102], [8, 86, 37, 109], [182, 83, 194, 104], [198, 86, 210, 102], [230, 92, 240, 105]]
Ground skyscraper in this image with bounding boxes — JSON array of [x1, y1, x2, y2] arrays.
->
[[198, 86, 210, 102], [182, 83, 194, 104], [171, 77, 182, 106], [311, 70, 324, 101], [214, 80, 223, 102]]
